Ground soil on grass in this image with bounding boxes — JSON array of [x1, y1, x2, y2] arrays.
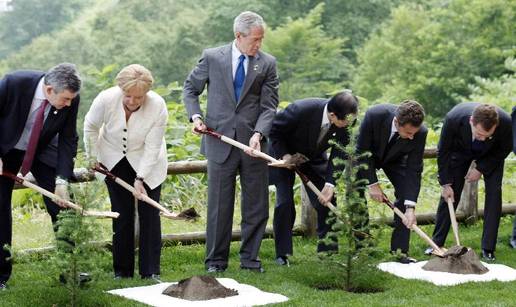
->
[[162, 275, 238, 301], [422, 246, 488, 274]]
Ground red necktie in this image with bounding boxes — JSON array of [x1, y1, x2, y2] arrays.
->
[[20, 99, 49, 176]]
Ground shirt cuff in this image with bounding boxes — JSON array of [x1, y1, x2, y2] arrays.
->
[[191, 114, 202, 121], [324, 182, 335, 188], [404, 200, 416, 207]]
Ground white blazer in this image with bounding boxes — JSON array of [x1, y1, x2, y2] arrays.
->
[[84, 86, 168, 189]]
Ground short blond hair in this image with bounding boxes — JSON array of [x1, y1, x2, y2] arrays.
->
[[115, 64, 154, 93]]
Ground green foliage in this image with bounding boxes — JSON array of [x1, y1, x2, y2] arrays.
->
[[0, 0, 90, 58], [263, 3, 352, 101], [51, 182, 110, 306], [466, 57, 516, 112], [324, 118, 385, 291], [354, 0, 516, 119]]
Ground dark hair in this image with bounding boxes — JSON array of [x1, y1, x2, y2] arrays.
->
[[395, 100, 425, 127], [472, 104, 498, 131], [327, 91, 359, 120], [44, 63, 81, 93]]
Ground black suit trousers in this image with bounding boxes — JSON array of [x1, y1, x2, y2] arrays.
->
[[0, 149, 62, 283], [382, 163, 412, 254], [273, 160, 337, 257], [432, 159, 504, 251], [105, 158, 162, 277]]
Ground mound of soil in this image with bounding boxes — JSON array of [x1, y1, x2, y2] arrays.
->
[[162, 275, 238, 301], [422, 246, 489, 275]]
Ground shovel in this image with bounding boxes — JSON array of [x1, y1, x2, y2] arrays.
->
[[381, 195, 445, 257], [1, 171, 120, 219], [196, 127, 340, 215], [92, 164, 199, 220], [447, 197, 461, 246]]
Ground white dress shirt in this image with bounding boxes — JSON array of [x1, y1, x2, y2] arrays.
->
[[231, 40, 248, 77], [14, 77, 51, 150], [84, 86, 168, 189]]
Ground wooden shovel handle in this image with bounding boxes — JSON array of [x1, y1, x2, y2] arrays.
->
[[382, 196, 444, 257], [447, 197, 461, 246], [198, 128, 338, 212], [93, 164, 185, 219], [2, 172, 119, 219]]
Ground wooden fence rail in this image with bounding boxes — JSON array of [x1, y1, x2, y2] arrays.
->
[[13, 148, 515, 245]]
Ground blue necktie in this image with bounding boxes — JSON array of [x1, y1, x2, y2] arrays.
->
[[234, 54, 246, 102]]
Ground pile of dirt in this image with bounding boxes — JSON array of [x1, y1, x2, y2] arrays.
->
[[422, 246, 489, 275], [162, 275, 238, 301]]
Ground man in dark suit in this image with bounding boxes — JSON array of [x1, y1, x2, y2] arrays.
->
[[511, 106, 516, 249], [0, 63, 81, 289], [427, 103, 512, 261], [183, 11, 278, 273], [268, 92, 358, 266], [357, 101, 427, 263]]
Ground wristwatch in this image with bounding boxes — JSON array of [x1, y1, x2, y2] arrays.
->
[[405, 204, 416, 209], [135, 176, 144, 182]]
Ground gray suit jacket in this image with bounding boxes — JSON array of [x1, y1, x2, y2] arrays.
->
[[183, 43, 279, 163]]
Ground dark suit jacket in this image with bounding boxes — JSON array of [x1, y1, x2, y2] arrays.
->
[[268, 98, 350, 185], [437, 102, 512, 185], [0, 70, 80, 179], [357, 103, 428, 202]]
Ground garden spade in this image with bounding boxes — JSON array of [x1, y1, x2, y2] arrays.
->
[[92, 164, 199, 220], [0, 171, 120, 219]]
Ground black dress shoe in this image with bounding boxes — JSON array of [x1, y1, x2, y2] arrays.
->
[[206, 265, 225, 273], [240, 265, 265, 273], [0, 281, 6, 291], [482, 249, 495, 261], [509, 239, 516, 249], [275, 256, 289, 266], [141, 274, 162, 283]]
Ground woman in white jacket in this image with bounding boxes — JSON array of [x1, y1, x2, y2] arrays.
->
[[84, 64, 168, 280]]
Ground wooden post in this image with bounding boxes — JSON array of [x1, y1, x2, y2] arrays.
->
[[300, 184, 317, 237], [457, 161, 479, 225]]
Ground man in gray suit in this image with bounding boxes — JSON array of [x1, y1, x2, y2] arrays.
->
[[183, 11, 279, 273]]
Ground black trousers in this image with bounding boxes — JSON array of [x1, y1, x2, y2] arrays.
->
[[432, 159, 504, 251], [272, 160, 337, 258], [0, 149, 62, 283], [360, 163, 412, 254], [105, 158, 162, 277]]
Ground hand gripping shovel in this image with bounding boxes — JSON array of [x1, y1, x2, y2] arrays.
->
[[1, 171, 119, 219], [196, 128, 340, 215], [92, 164, 199, 220], [381, 194, 445, 257]]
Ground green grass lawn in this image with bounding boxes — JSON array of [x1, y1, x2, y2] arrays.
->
[[2, 215, 516, 306]]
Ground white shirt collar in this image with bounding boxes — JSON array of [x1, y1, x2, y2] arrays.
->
[[391, 117, 398, 134], [34, 77, 46, 101], [321, 103, 330, 127], [232, 40, 248, 77]]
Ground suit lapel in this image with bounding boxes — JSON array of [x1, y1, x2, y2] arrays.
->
[[462, 117, 473, 151], [237, 54, 261, 105], [380, 114, 394, 159], [310, 102, 326, 154], [220, 45, 236, 104]]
